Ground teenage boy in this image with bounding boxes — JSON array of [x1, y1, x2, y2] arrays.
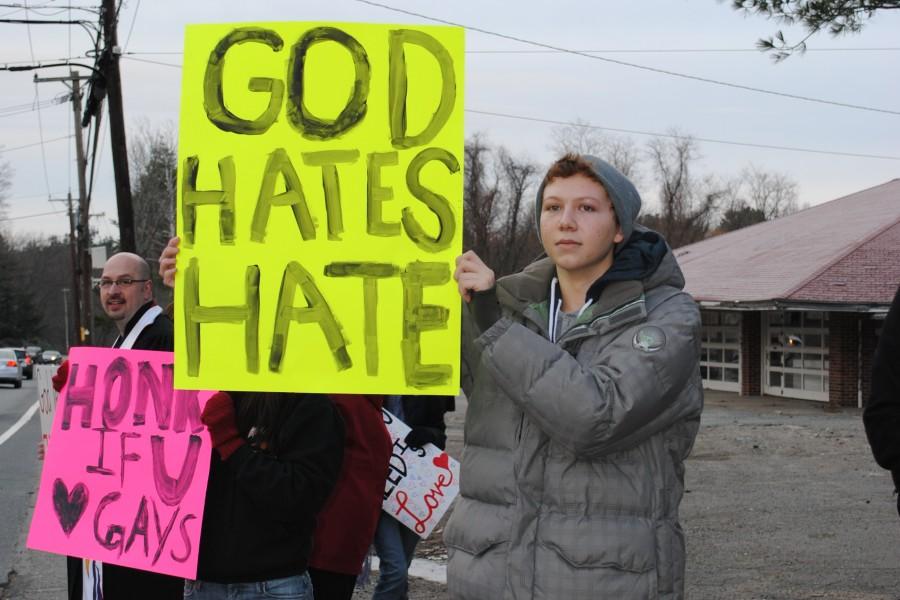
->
[[446, 154, 703, 600]]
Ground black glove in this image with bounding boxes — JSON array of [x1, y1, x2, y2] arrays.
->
[[405, 427, 441, 450]]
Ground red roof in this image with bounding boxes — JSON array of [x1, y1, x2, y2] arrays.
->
[[675, 179, 900, 307]]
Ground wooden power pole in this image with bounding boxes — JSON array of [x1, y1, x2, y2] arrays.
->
[[100, 0, 136, 253], [36, 70, 93, 345]]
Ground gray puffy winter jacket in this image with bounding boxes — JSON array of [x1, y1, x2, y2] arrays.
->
[[444, 238, 703, 600]]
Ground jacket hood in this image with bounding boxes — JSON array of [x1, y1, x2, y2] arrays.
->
[[496, 225, 684, 312]]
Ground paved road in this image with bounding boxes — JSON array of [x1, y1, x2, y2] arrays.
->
[[0, 378, 42, 591]]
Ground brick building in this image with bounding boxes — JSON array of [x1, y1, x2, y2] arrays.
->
[[676, 179, 900, 408]]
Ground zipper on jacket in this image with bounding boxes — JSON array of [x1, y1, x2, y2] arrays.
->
[[556, 296, 646, 346]]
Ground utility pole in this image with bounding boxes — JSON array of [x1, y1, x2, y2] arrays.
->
[[100, 0, 135, 253], [71, 72, 93, 345], [61, 288, 71, 351], [36, 70, 93, 345], [49, 192, 82, 346]]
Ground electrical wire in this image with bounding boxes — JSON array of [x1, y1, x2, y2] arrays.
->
[[0, 209, 67, 221], [0, 3, 98, 12], [467, 47, 900, 54], [1, 56, 89, 65], [113, 51, 898, 162], [0, 100, 64, 118], [0, 95, 62, 114], [22, 0, 53, 198], [0, 134, 74, 153], [351, 0, 900, 117], [119, 46, 900, 56], [86, 101, 105, 205], [5, 192, 52, 202], [121, 0, 138, 51], [120, 55, 179, 68], [467, 109, 900, 161]]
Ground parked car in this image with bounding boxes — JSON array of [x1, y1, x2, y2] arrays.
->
[[12, 348, 32, 379], [40, 350, 63, 365], [0, 348, 23, 388]]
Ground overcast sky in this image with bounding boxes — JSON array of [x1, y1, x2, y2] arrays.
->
[[1, 0, 898, 243]]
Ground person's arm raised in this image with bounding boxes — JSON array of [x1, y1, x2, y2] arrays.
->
[[158, 236, 180, 288]]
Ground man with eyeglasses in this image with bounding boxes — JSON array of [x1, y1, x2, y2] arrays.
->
[[98, 252, 173, 350], [52, 252, 181, 600]]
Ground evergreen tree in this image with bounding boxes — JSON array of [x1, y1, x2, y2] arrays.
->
[[732, 0, 900, 61]]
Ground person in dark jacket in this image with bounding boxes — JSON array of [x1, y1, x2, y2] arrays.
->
[[372, 395, 454, 600], [863, 284, 900, 517], [309, 394, 392, 600], [53, 252, 182, 600], [189, 390, 344, 599]]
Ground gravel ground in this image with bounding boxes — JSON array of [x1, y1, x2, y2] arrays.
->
[[357, 392, 900, 600]]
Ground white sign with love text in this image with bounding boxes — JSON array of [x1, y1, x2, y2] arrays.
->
[[381, 409, 460, 539]]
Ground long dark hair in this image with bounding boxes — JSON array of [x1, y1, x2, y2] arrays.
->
[[230, 391, 293, 454]]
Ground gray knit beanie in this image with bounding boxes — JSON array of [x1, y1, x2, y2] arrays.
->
[[534, 155, 642, 253]]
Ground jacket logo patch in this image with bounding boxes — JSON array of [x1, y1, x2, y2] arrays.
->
[[633, 326, 666, 352]]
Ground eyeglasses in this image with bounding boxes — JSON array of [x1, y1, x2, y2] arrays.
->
[[97, 278, 150, 290]]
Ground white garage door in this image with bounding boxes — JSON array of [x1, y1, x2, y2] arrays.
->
[[700, 311, 741, 392], [763, 311, 829, 402]]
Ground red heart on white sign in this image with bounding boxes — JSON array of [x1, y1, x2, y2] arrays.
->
[[432, 452, 449, 470]]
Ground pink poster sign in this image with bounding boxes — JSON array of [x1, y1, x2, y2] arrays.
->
[[27, 347, 215, 579], [381, 409, 460, 539]]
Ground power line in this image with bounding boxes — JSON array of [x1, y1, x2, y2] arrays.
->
[[0, 99, 65, 118], [119, 46, 900, 56], [0, 3, 98, 11], [0, 134, 74, 152], [5, 192, 50, 202], [120, 54, 179, 68], [468, 47, 900, 54], [2, 56, 87, 65], [121, 0, 138, 51], [352, 0, 900, 117], [112, 52, 897, 160], [0, 95, 62, 113], [0, 17, 90, 24], [0, 208, 67, 221], [21, 0, 53, 198], [467, 109, 900, 161]]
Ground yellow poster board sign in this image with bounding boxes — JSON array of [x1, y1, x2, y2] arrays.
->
[[175, 22, 463, 395]]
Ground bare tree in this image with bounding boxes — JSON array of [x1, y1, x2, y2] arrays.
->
[[0, 161, 44, 345], [739, 164, 798, 219], [0, 158, 11, 222], [129, 121, 177, 263], [550, 118, 642, 184], [641, 133, 724, 248], [464, 135, 500, 267], [464, 136, 542, 277]]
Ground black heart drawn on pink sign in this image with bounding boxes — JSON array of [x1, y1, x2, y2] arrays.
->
[[52, 478, 89, 536]]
